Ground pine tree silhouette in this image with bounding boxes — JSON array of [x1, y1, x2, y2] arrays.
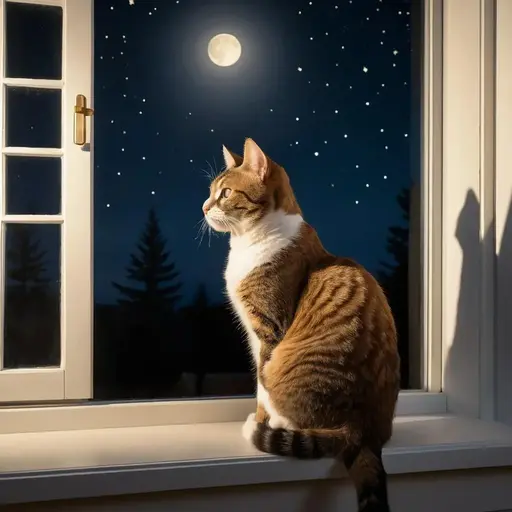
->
[[7, 224, 49, 292], [112, 208, 183, 398], [378, 188, 410, 287], [4, 224, 57, 368], [112, 207, 182, 315], [378, 187, 410, 388]]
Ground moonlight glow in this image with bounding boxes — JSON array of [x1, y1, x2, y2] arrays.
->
[[208, 33, 242, 67]]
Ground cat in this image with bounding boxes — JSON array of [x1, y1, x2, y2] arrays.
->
[[202, 138, 400, 512]]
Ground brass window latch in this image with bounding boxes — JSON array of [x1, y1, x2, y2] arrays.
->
[[74, 94, 94, 146]]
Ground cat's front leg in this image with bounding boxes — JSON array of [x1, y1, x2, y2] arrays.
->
[[255, 401, 269, 422], [242, 399, 268, 441]]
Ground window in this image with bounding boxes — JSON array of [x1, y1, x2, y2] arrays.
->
[[0, 0, 445, 420], [92, 0, 428, 402], [0, 0, 92, 402]]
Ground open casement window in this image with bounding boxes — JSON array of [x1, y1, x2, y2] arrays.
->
[[0, 0, 92, 402], [0, 0, 452, 430]]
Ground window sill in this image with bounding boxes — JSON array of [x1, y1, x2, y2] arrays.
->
[[1, 414, 512, 505]]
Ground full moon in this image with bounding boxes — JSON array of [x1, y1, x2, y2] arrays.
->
[[208, 34, 242, 67]]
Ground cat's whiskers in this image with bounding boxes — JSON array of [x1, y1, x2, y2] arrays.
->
[[195, 218, 210, 247], [199, 167, 213, 180]]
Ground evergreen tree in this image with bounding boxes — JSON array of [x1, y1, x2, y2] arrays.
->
[[378, 188, 410, 289], [112, 207, 182, 315], [378, 187, 411, 388], [7, 224, 49, 291]]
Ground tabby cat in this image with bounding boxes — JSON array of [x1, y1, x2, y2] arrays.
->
[[202, 138, 400, 512]]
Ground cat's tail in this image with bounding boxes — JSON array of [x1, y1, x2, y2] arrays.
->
[[251, 422, 390, 512]]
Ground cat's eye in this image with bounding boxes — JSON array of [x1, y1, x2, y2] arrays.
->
[[220, 188, 232, 199]]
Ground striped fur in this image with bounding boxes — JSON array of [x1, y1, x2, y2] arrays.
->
[[203, 139, 400, 512]]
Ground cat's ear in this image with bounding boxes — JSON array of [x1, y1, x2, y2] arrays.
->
[[222, 145, 243, 169], [243, 138, 269, 181]]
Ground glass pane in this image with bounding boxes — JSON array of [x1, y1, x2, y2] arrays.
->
[[6, 157, 61, 215], [3, 224, 61, 369], [6, 2, 63, 79], [6, 88, 61, 148], [93, 0, 423, 400]]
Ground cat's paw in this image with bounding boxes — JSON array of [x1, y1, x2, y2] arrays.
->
[[242, 412, 257, 442]]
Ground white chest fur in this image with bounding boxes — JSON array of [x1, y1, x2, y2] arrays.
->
[[225, 212, 303, 366]]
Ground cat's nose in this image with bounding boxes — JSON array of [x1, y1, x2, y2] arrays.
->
[[202, 200, 211, 215]]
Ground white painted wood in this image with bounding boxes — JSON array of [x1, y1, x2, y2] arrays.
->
[[0, 391, 447, 435], [2, 215, 63, 224], [421, 0, 443, 392], [2, 147, 63, 157], [8, 473, 512, 512], [0, 368, 63, 402], [1, 414, 512, 506], [495, 0, 512, 427], [478, 0, 497, 422], [61, 0, 93, 399], [2, 78, 63, 89], [441, 0, 483, 418]]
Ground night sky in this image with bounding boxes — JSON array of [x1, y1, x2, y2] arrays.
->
[[91, 0, 419, 306]]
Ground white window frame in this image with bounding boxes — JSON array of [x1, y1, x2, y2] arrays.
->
[[495, 0, 512, 427], [0, 0, 92, 403], [0, 0, 505, 433]]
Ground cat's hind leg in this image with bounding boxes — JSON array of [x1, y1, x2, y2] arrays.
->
[[257, 381, 295, 430], [242, 401, 268, 441]]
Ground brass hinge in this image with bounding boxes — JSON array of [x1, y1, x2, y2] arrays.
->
[[74, 94, 94, 146]]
